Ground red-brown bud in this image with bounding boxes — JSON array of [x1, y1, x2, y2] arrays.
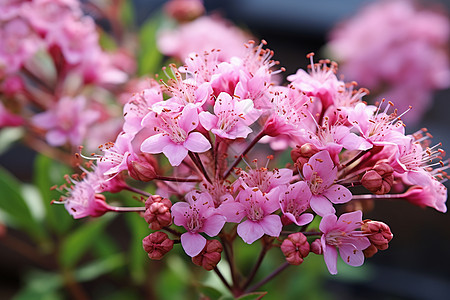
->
[[142, 232, 174, 260], [310, 238, 323, 255], [144, 196, 172, 230], [361, 161, 394, 195], [291, 143, 320, 169], [192, 239, 223, 271], [363, 244, 378, 258], [362, 220, 393, 252], [145, 195, 171, 209], [127, 153, 158, 182], [281, 233, 310, 265]]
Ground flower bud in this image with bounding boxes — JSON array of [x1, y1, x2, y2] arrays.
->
[[291, 143, 320, 169], [144, 201, 172, 230], [164, 0, 205, 23], [361, 161, 394, 195], [127, 153, 158, 182], [281, 233, 310, 265], [192, 239, 223, 271], [362, 220, 393, 251], [310, 238, 323, 255], [145, 195, 171, 209], [363, 244, 378, 258], [142, 232, 174, 260]]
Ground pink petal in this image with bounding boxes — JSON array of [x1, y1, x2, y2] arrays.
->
[[336, 210, 362, 231], [339, 244, 365, 267], [140, 133, 171, 154], [179, 104, 199, 133], [199, 111, 218, 131], [184, 132, 211, 153], [303, 150, 334, 180], [237, 220, 264, 244], [218, 201, 245, 223], [46, 130, 67, 146], [310, 195, 335, 216], [162, 143, 188, 166], [323, 241, 338, 275], [171, 202, 190, 227], [202, 214, 226, 237], [181, 232, 206, 257], [214, 92, 233, 115], [319, 213, 338, 233], [295, 213, 314, 226], [323, 184, 352, 204], [258, 214, 282, 237]]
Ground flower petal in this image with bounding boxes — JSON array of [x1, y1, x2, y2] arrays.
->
[[339, 244, 365, 267], [323, 184, 352, 204], [162, 143, 188, 166], [184, 132, 211, 153], [258, 214, 282, 237], [323, 241, 338, 275], [181, 232, 206, 257], [141, 133, 171, 154], [202, 214, 226, 237], [237, 220, 264, 244], [310, 195, 335, 216]]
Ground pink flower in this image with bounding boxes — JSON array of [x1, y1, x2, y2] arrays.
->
[[0, 101, 23, 128], [0, 16, 43, 74], [62, 181, 111, 219], [157, 15, 250, 62], [199, 92, 259, 139], [171, 191, 226, 257], [140, 104, 211, 166], [32, 96, 99, 147], [303, 150, 352, 216], [320, 211, 371, 275], [279, 181, 314, 226], [226, 187, 282, 244], [402, 180, 447, 213], [234, 166, 293, 194], [97, 132, 135, 178]]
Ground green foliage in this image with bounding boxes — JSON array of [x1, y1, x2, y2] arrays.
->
[[138, 13, 164, 76]]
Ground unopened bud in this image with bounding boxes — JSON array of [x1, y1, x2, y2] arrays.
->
[[192, 239, 223, 271], [291, 143, 320, 169], [145, 195, 171, 209], [361, 161, 394, 195], [91, 194, 112, 217], [164, 0, 205, 23], [362, 220, 393, 251], [281, 233, 310, 265], [142, 232, 174, 260], [310, 239, 323, 255], [145, 202, 172, 230], [127, 153, 158, 182], [363, 244, 378, 258]]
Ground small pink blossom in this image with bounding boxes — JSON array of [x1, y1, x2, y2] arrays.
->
[[32, 96, 99, 147], [303, 150, 352, 216], [225, 187, 282, 244], [97, 132, 135, 178], [320, 211, 371, 275], [62, 181, 111, 219], [199, 92, 260, 139], [171, 191, 226, 257], [402, 181, 447, 213], [279, 181, 314, 226], [234, 166, 293, 194], [140, 104, 211, 166]]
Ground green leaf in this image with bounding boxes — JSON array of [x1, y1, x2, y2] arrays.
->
[[59, 215, 113, 268], [75, 253, 125, 282], [138, 13, 164, 76], [12, 270, 63, 300], [197, 284, 223, 300], [0, 166, 46, 240], [33, 154, 73, 235], [0, 128, 24, 155], [120, 0, 136, 29], [99, 29, 117, 51], [236, 292, 268, 300]]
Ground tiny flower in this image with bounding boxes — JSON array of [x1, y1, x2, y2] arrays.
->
[[199, 92, 260, 140], [320, 211, 371, 275], [192, 239, 223, 271], [402, 181, 447, 213], [229, 187, 282, 244], [144, 200, 172, 230], [281, 232, 310, 265], [279, 181, 314, 226], [303, 150, 352, 216], [142, 232, 174, 260], [171, 191, 226, 257], [141, 104, 211, 166], [234, 166, 293, 194]]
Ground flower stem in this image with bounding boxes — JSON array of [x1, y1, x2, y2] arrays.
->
[[246, 262, 290, 293], [163, 227, 182, 237], [155, 175, 201, 182], [188, 152, 212, 183], [223, 131, 265, 179], [213, 267, 232, 291], [109, 206, 146, 213], [124, 186, 151, 197], [242, 245, 268, 290]]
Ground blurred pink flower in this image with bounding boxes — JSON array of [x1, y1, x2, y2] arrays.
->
[[328, 0, 450, 124]]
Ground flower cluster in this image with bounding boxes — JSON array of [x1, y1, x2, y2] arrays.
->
[[56, 40, 448, 294], [327, 0, 450, 124], [0, 0, 136, 150]]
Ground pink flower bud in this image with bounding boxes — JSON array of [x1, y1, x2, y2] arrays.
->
[[144, 201, 172, 230], [310, 238, 323, 255], [291, 143, 320, 169], [361, 161, 394, 195], [281, 232, 310, 265], [142, 232, 174, 260], [127, 153, 158, 182], [362, 220, 393, 251], [192, 239, 223, 271], [145, 195, 171, 209], [164, 0, 205, 23]]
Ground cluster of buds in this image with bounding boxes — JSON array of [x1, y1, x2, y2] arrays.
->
[[54, 38, 447, 296]]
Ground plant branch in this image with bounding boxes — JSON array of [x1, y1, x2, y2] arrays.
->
[[246, 262, 290, 293]]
